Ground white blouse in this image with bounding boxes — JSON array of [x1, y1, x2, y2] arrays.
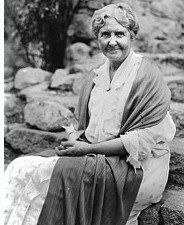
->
[[85, 50, 176, 171]]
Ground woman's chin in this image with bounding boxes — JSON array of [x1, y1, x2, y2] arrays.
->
[[106, 54, 126, 62]]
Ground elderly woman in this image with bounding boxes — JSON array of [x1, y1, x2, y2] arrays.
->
[[5, 3, 175, 225]]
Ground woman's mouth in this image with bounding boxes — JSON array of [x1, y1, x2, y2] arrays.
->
[[108, 47, 120, 51], [107, 48, 120, 54]]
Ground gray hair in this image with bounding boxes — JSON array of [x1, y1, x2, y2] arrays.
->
[[92, 3, 139, 39]]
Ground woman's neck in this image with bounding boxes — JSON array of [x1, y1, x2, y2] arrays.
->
[[109, 61, 122, 82]]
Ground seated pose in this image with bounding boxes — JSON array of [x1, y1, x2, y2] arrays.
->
[[5, 3, 176, 225]]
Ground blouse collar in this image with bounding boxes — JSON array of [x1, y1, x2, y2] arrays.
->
[[93, 49, 143, 88]]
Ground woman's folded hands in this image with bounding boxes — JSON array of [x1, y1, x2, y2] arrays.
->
[[55, 141, 91, 156], [55, 138, 127, 157]]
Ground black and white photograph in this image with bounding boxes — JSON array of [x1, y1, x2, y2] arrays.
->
[[4, 0, 184, 224]]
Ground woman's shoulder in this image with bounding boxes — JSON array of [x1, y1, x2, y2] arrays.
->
[[139, 55, 161, 73], [137, 54, 164, 82]]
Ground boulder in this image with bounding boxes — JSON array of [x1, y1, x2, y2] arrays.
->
[[4, 145, 21, 170], [50, 74, 77, 92], [4, 81, 14, 93], [14, 67, 52, 90], [17, 81, 49, 98], [24, 99, 77, 131], [138, 203, 163, 225], [143, 53, 184, 74], [25, 94, 78, 113], [139, 187, 184, 225], [161, 189, 184, 225], [69, 53, 106, 74], [78, 0, 110, 10], [69, 64, 88, 74], [50, 69, 69, 88], [165, 76, 184, 103], [4, 94, 25, 124], [4, 67, 14, 79], [67, 14, 94, 43], [4, 124, 9, 136], [170, 102, 184, 138], [168, 138, 184, 186], [138, 0, 184, 54], [17, 91, 78, 113], [65, 42, 91, 67], [150, 0, 184, 20], [146, 40, 184, 54], [5, 126, 67, 154]]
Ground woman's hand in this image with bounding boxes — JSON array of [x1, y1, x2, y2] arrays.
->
[[55, 141, 91, 156]]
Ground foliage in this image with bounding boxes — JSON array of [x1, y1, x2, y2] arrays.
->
[[5, 0, 80, 71]]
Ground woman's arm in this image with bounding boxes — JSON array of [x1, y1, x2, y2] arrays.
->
[[55, 138, 128, 156]]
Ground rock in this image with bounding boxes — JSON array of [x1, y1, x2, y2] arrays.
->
[[138, 203, 163, 225], [78, 0, 109, 10], [17, 91, 78, 113], [147, 40, 184, 54], [4, 81, 14, 93], [84, 53, 106, 71], [8, 123, 27, 131], [162, 63, 184, 77], [50, 69, 69, 88], [139, 0, 184, 54], [24, 99, 77, 131], [4, 76, 14, 83], [161, 189, 184, 225], [5, 126, 67, 154], [14, 67, 52, 90], [4, 43, 29, 69], [55, 75, 75, 92], [165, 76, 184, 103], [4, 67, 14, 79], [170, 102, 184, 138], [65, 42, 91, 67], [67, 14, 94, 43], [24, 94, 78, 112], [4, 145, 21, 170], [4, 94, 25, 124], [168, 138, 184, 186], [150, 0, 184, 20], [68, 53, 106, 73], [139, 186, 184, 225], [143, 53, 184, 73], [89, 40, 101, 55], [50, 73, 77, 92], [69, 64, 87, 74], [17, 81, 49, 98], [169, 138, 184, 154], [4, 124, 9, 135]]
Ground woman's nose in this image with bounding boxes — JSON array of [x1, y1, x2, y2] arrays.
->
[[108, 36, 117, 46]]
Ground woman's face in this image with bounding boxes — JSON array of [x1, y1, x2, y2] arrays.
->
[[98, 18, 132, 64]]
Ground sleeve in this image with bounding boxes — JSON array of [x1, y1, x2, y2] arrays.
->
[[120, 112, 176, 172]]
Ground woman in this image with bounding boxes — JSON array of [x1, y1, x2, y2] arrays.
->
[[5, 3, 176, 225]]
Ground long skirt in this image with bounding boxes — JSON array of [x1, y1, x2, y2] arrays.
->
[[4, 153, 169, 225]]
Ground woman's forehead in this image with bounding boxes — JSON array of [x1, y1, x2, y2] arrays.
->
[[99, 18, 128, 32]]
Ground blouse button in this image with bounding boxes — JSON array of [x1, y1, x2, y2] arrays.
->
[[105, 86, 111, 91]]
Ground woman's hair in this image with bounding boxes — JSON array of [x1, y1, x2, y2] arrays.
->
[[92, 3, 139, 39]]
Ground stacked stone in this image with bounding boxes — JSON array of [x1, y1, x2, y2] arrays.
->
[[4, 43, 106, 168]]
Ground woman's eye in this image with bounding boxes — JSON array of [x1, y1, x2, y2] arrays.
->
[[116, 32, 125, 37], [101, 32, 110, 37]]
